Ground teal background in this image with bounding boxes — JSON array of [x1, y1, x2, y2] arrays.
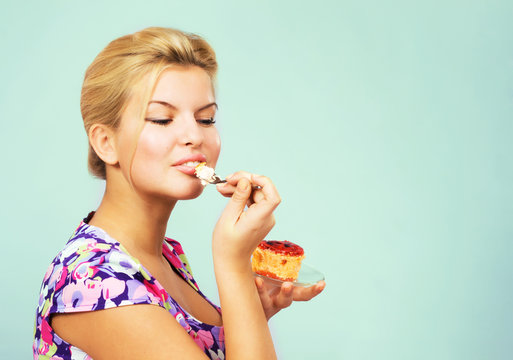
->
[[1, 0, 512, 358]]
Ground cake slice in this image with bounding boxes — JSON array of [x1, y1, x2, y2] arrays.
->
[[251, 240, 305, 282]]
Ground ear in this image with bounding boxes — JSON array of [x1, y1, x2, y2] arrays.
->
[[88, 124, 119, 165]]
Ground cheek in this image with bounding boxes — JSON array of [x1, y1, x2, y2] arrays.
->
[[206, 130, 221, 164], [137, 128, 175, 160]]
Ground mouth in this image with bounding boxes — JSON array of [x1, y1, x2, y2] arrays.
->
[[172, 155, 208, 176], [173, 153, 207, 166]]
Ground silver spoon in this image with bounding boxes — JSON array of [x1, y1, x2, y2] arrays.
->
[[205, 175, 227, 185]]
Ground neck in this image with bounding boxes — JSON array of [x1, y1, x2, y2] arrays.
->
[[89, 174, 177, 258]]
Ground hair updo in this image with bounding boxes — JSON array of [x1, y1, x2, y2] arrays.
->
[[80, 27, 218, 179]]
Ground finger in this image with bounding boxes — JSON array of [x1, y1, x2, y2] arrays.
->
[[220, 172, 259, 201], [273, 282, 294, 309], [316, 280, 326, 293], [223, 171, 269, 201], [257, 277, 283, 297], [255, 276, 265, 292], [281, 282, 294, 296], [292, 280, 326, 301], [255, 276, 264, 293], [240, 176, 280, 224], [255, 277, 272, 305], [251, 187, 266, 204], [217, 183, 257, 207], [219, 178, 252, 224], [216, 182, 236, 197], [249, 174, 281, 208], [225, 171, 253, 185]]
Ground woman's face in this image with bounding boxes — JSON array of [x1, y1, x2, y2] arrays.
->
[[116, 66, 221, 200]]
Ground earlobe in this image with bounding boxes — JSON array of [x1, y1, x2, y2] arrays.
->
[[88, 124, 119, 165]]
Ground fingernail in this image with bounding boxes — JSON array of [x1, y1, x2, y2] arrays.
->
[[225, 173, 234, 179]]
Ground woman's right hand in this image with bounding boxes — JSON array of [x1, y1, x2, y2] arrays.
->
[[212, 172, 281, 270]]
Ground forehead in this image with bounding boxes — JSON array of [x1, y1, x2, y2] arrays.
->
[[150, 66, 215, 107]]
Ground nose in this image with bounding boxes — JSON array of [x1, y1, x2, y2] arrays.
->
[[177, 115, 203, 147]]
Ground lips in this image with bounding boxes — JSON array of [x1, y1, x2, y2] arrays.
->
[[173, 153, 207, 166], [172, 153, 207, 176]]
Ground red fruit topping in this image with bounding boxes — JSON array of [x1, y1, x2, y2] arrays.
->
[[258, 240, 304, 256]]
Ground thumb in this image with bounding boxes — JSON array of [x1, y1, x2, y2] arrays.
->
[[220, 177, 252, 223]]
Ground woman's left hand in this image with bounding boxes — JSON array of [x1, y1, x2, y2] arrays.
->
[[255, 277, 326, 320]]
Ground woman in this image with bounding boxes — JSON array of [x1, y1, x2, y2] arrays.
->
[[33, 27, 325, 359]]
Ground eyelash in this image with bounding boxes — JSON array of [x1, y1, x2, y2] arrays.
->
[[145, 118, 216, 126], [197, 118, 216, 126]]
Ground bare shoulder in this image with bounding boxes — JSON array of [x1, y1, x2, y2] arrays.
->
[[52, 304, 208, 360]]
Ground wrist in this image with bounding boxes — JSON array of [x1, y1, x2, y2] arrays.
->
[[212, 240, 253, 271], [213, 257, 253, 279]]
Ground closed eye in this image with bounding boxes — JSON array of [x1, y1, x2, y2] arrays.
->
[[197, 118, 216, 126], [145, 118, 172, 126]]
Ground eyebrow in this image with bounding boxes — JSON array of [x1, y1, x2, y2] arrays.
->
[[148, 100, 218, 112]]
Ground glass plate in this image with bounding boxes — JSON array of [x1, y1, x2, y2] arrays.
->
[[254, 262, 325, 288]]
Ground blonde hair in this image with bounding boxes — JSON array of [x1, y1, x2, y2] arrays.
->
[[80, 27, 218, 179]]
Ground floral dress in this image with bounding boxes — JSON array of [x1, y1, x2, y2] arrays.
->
[[33, 216, 225, 359]]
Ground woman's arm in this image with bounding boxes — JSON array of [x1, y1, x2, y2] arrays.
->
[[212, 173, 281, 359], [52, 305, 209, 360]]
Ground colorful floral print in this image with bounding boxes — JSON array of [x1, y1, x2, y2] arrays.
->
[[33, 218, 225, 359]]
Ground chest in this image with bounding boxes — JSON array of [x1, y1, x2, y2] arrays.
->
[[146, 257, 223, 327]]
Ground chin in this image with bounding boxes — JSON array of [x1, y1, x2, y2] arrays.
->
[[170, 183, 205, 200]]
